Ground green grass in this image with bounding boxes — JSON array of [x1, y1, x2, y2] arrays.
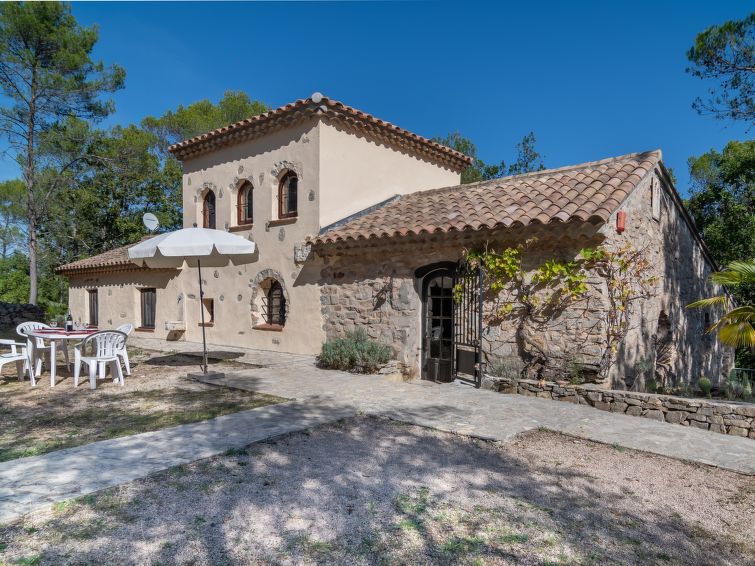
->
[[0, 382, 284, 463]]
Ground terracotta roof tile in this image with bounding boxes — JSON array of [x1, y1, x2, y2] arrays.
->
[[168, 95, 473, 173], [56, 238, 149, 274], [310, 150, 661, 245]]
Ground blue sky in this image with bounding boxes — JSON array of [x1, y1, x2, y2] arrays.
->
[[2, 1, 753, 194]]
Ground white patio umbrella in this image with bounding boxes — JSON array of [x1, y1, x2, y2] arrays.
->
[[128, 227, 256, 374]]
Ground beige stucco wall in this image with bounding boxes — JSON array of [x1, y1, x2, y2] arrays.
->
[[317, 122, 460, 227], [67, 269, 182, 340], [67, 116, 461, 356]]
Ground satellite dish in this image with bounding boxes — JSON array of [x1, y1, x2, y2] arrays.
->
[[142, 212, 160, 232]]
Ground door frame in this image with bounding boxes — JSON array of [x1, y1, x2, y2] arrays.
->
[[416, 261, 484, 387], [418, 263, 456, 382]]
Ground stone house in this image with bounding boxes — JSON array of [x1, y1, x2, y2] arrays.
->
[[57, 94, 731, 390]]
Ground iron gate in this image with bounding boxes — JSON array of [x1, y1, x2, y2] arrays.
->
[[452, 260, 484, 386]]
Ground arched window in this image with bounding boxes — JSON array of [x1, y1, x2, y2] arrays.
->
[[202, 190, 216, 229], [278, 172, 298, 219], [237, 182, 253, 225], [265, 280, 286, 326]]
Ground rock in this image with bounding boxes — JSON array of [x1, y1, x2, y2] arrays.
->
[[728, 426, 749, 437], [481, 376, 503, 392], [689, 420, 709, 431], [664, 402, 691, 411], [723, 415, 750, 427], [710, 424, 727, 434], [594, 401, 611, 411], [624, 398, 643, 406], [733, 405, 755, 418], [586, 391, 602, 403], [642, 409, 665, 421], [611, 402, 628, 413], [626, 406, 643, 417], [664, 411, 688, 424], [559, 396, 579, 404], [709, 415, 724, 425]]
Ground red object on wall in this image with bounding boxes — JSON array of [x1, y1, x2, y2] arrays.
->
[[616, 211, 626, 233]]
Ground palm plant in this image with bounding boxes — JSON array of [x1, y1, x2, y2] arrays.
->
[[687, 260, 755, 348]]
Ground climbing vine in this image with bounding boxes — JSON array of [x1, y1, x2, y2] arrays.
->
[[458, 240, 656, 381]]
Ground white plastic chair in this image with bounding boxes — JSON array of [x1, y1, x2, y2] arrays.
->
[[0, 339, 33, 384], [16, 321, 70, 377], [73, 331, 127, 390], [115, 323, 134, 375]]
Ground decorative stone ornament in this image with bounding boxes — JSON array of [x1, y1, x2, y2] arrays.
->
[[294, 242, 312, 263]]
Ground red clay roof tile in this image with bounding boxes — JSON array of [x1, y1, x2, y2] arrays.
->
[[310, 150, 661, 245]]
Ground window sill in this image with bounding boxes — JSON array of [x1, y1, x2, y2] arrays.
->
[[198, 322, 215, 327], [253, 324, 284, 332], [229, 224, 253, 233], [136, 327, 155, 333], [267, 217, 297, 227]]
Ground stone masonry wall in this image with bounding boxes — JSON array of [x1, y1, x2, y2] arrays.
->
[[599, 169, 731, 390], [317, 169, 730, 387], [318, 232, 610, 376], [0, 302, 45, 335], [482, 374, 755, 439]]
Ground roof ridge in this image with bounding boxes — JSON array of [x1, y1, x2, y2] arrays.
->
[[396, 149, 663, 200], [167, 94, 473, 171]]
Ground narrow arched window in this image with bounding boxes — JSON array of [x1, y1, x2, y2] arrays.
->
[[278, 172, 298, 219], [237, 182, 253, 225], [203, 190, 216, 229], [266, 281, 286, 326]]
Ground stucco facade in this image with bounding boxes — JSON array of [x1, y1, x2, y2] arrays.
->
[[63, 98, 462, 355]]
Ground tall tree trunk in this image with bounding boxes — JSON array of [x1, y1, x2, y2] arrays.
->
[[26, 70, 37, 305]]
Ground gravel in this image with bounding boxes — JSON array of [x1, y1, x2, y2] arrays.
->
[[0, 416, 752, 565]]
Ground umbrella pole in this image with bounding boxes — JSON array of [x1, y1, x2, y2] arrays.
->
[[197, 258, 208, 374]]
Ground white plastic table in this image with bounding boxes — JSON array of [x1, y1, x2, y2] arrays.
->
[[27, 329, 97, 386]]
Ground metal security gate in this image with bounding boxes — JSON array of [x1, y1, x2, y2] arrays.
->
[[452, 261, 484, 386]]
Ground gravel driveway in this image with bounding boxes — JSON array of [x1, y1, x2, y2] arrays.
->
[[0, 416, 752, 565]]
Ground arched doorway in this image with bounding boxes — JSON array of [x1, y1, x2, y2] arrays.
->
[[421, 267, 455, 382]]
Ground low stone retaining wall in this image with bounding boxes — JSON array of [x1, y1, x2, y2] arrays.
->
[[482, 375, 755, 439], [0, 302, 45, 333]]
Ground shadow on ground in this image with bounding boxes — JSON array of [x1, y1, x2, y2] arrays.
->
[[2, 416, 752, 565], [144, 351, 257, 369]]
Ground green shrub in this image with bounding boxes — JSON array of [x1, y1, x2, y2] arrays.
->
[[698, 377, 712, 398], [564, 354, 584, 385], [487, 356, 524, 380], [644, 377, 658, 394], [319, 328, 392, 373], [722, 370, 753, 401]]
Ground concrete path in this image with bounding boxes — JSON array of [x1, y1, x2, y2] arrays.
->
[[2, 336, 753, 524], [134, 336, 755, 475]]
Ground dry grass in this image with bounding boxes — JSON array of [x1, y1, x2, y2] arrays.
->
[[0, 417, 752, 565], [0, 348, 284, 462]]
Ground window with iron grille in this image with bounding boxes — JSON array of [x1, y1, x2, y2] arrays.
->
[[140, 288, 156, 329], [203, 190, 216, 229], [88, 289, 98, 327], [264, 281, 286, 326], [237, 182, 253, 225], [278, 172, 298, 219]]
